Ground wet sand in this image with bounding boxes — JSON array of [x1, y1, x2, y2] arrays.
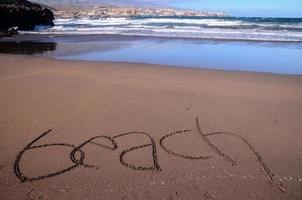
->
[[1, 34, 302, 74], [0, 55, 302, 200]]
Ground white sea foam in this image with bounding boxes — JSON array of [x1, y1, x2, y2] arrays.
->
[[23, 17, 302, 42]]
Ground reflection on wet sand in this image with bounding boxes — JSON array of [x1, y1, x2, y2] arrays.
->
[[0, 42, 56, 55], [1, 34, 302, 74]]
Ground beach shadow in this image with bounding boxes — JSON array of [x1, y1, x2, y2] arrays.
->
[[0, 41, 56, 55]]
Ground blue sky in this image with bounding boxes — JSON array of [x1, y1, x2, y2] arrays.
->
[[165, 0, 302, 17], [127, 0, 301, 17]]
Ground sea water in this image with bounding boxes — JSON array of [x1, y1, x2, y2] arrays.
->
[[27, 16, 302, 42], [4, 16, 302, 74]]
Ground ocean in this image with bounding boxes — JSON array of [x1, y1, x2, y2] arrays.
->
[[27, 16, 302, 42], [1, 16, 302, 74]]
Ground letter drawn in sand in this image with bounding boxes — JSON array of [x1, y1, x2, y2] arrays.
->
[[70, 135, 118, 169], [14, 129, 85, 182], [113, 132, 161, 171], [160, 129, 211, 160], [195, 117, 274, 182]]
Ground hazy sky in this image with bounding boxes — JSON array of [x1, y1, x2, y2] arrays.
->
[[132, 0, 302, 17]]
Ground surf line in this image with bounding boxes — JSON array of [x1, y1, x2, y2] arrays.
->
[[14, 117, 275, 184]]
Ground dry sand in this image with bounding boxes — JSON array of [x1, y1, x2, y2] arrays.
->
[[0, 55, 302, 200]]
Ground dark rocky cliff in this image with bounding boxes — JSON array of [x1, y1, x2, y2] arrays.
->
[[0, 0, 54, 31]]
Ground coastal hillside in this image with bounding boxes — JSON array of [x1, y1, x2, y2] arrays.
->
[[30, 0, 226, 18], [30, 0, 157, 7]]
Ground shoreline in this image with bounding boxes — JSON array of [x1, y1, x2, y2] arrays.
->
[[53, 57, 302, 77], [4, 32, 302, 44], [2, 53, 302, 77]]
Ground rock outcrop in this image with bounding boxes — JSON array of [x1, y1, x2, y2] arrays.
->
[[0, 27, 19, 37], [0, 0, 54, 31]]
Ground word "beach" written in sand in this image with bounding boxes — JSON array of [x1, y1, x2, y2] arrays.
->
[[14, 117, 275, 184]]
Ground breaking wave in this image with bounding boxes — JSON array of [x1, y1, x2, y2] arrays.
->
[[23, 16, 302, 42]]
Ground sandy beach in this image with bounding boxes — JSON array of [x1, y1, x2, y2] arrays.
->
[[0, 55, 302, 200]]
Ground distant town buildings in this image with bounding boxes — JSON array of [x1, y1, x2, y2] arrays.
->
[[54, 6, 227, 18]]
